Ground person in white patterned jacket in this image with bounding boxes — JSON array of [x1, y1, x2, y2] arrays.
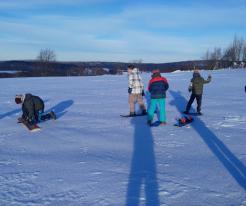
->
[[127, 65, 147, 116]]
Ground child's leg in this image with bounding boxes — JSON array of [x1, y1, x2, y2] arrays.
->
[[38, 110, 43, 122], [129, 94, 137, 113], [148, 99, 158, 122], [159, 98, 166, 122], [136, 94, 146, 111]]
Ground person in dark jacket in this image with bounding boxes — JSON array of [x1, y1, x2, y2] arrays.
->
[[147, 70, 169, 125], [184, 70, 211, 115], [15, 94, 56, 125]]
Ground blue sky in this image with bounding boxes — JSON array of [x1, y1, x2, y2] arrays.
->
[[0, 0, 246, 63]]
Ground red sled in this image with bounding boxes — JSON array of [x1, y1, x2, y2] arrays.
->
[[18, 117, 41, 132], [174, 116, 194, 127]]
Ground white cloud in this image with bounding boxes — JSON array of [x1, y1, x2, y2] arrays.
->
[[0, 2, 245, 62]]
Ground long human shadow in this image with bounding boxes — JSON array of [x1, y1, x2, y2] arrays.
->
[[0, 108, 21, 120], [125, 117, 160, 206], [169, 90, 246, 190], [46, 100, 74, 119]]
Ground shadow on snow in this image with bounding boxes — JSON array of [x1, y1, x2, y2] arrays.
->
[[125, 117, 160, 206], [46, 100, 74, 119], [169, 90, 246, 190]]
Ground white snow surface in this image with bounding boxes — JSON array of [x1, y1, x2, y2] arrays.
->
[[0, 69, 246, 206]]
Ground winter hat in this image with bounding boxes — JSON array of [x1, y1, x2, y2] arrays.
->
[[128, 65, 134, 70], [193, 69, 201, 78], [15, 94, 23, 104], [152, 69, 161, 78]]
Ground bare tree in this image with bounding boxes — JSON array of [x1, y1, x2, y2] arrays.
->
[[130, 59, 143, 64], [37, 48, 56, 62], [210, 47, 222, 60], [233, 35, 244, 61], [36, 48, 56, 76], [242, 43, 246, 62], [203, 49, 210, 60], [223, 35, 244, 62]]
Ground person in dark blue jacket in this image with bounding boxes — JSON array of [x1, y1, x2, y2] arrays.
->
[[15, 94, 56, 125], [147, 70, 169, 125]]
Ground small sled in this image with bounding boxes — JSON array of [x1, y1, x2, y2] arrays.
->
[[18, 117, 41, 132]]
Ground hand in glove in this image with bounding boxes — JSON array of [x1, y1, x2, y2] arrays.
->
[[188, 86, 192, 92], [128, 87, 132, 94]]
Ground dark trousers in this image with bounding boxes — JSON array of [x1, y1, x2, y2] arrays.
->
[[186, 93, 202, 113]]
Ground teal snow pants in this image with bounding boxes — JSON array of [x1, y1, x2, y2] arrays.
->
[[148, 98, 166, 122]]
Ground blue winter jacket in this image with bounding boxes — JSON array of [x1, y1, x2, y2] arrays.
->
[[148, 76, 169, 99]]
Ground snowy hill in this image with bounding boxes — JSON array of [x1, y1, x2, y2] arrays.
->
[[0, 69, 246, 206]]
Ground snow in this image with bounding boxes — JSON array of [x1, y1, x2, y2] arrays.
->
[[0, 70, 20, 74], [0, 69, 246, 206]]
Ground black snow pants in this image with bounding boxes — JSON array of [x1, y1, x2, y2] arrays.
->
[[186, 93, 202, 113]]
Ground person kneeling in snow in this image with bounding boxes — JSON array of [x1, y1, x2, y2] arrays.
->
[[15, 94, 56, 125], [147, 70, 169, 126]]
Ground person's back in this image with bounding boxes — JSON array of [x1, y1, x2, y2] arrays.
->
[[148, 74, 169, 99], [191, 72, 211, 95], [128, 68, 144, 94], [185, 70, 212, 115], [147, 70, 169, 125], [127, 65, 146, 116], [23, 94, 44, 114]]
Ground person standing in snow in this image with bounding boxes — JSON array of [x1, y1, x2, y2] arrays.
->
[[147, 70, 169, 126], [184, 70, 212, 115], [15, 94, 56, 125], [127, 65, 147, 116]]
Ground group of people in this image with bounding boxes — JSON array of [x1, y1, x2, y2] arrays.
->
[[14, 65, 211, 127], [127, 65, 212, 126]]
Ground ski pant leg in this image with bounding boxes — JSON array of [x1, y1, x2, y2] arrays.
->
[[158, 98, 166, 122], [38, 110, 44, 122], [148, 99, 158, 121], [136, 94, 146, 111], [129, 94, 137, 113], [40, 112, 52, 121], [186, 93, 196, 112], [196, 94, 202, 112]]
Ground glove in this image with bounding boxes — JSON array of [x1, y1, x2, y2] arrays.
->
[[188, 86, 192, 92], [128, 87, 132, 94], [142, 90, 145, 96]]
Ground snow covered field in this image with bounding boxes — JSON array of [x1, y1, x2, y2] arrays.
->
[[0, 69, 246, 206]]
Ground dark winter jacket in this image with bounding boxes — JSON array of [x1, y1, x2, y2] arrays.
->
[[22, 94, 44, 121], [148, 76, 169, 99], [190, 73, 211, 95]]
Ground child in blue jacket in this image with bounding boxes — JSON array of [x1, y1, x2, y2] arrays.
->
[[147, 70, 169, 126]]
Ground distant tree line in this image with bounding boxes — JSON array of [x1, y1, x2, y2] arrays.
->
[[203, 35, 246, 69]]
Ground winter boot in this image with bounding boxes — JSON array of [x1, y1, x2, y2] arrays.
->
[[50, 111, 57, 120], [129, 112, 136, 117], [142, 109, 147, 115]]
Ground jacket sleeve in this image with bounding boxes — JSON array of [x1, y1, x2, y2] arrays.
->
[[148, 80, 152, 92], [165, 81, 169, 91], [203, 76, 212, 84], [24, 100, 35, 121], [128, 74, 134, 88]]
